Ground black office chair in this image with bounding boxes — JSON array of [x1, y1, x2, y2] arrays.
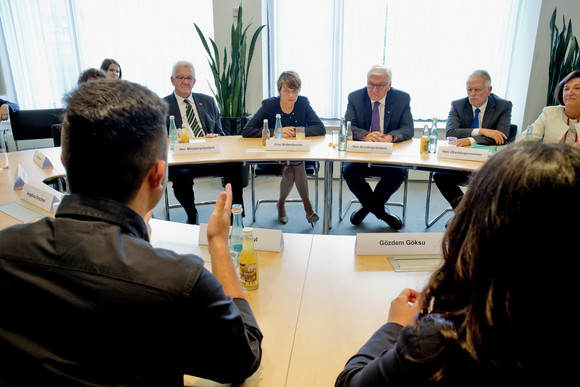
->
[[506, 123, 518, 143], [7, 108, 66, 191], [424, 124, 518, 227], [51, 124, 62, 147], [249, 161, 319, 223], [9, 108, 64, 150], [338, 163, 408, 226]]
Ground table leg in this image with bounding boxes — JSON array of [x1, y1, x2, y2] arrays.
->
[[323, 160, 333, 234]]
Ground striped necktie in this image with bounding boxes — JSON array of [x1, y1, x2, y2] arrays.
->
[[184, 99, 204, 137]]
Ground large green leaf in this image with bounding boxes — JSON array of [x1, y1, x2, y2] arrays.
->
[[194, 5, 265, 118]]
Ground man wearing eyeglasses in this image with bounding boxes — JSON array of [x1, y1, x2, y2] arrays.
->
[[342, 65, 414, 230], [164, 61, 245, 224]]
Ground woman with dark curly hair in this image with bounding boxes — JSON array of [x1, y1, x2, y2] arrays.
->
[[336, 141, 579, 386]]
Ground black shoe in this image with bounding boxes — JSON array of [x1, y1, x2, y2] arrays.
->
[[445, 217, 452, 228], [377, 209, 403, 230], [350, 207, 369, 226]]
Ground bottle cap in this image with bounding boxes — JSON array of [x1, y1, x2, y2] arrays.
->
[[169, 115, 174, 119], [243, 227, 253, 236], [232, 204, 243, 214]]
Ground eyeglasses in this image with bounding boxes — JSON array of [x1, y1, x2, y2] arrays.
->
[[174, 76, 195, 83], [367, 82, 390, 90]]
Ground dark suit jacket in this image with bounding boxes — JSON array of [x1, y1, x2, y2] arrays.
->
[[163, 92, 224, 135], [242, 96, 325, 138], [446, 94, 512, 145], [345, 87, 414, 142]]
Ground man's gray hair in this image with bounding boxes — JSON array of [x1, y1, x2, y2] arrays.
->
[[367, 65, 392, 82], [467, 70, 491, 87], [172, 60, 196, 78]]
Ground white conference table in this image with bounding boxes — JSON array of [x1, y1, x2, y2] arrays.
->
[[148, 219, 431, 387], [0, 147, 64, 229], [0, 135, 485, 232], [0, 138, 485, 385], [168, 135, 484, 234]]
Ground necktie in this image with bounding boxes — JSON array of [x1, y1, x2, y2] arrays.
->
[[371, 101, 380, 132], [184, 99, 204, 137], [471, 108, 480, 129]]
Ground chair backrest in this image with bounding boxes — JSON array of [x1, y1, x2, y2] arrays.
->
[[507, 124, 518, 143], [51, 124, 62, 147], [9, 108, 64, 149]]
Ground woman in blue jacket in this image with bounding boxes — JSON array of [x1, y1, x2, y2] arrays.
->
[[242, 71, 325, 226]]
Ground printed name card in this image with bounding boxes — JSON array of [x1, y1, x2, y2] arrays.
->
[[173, 140, 221, 154], [20, 183, 62, 212], [346, 141, 393, 154], [198, 224, 284, 252], [265, 139, 311, 151], [33, 149, 54, 169], [13, 164, 28, 190], [437, 146, 488, 162], [355, 232, 444, 255]]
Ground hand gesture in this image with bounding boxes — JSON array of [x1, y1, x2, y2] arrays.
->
[[387, 288, 422, 326]]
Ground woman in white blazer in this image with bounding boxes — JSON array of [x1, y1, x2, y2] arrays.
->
[[521, 70, 580, 146]]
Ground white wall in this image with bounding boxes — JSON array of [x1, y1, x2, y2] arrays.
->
[[212, 0, 265, 116]]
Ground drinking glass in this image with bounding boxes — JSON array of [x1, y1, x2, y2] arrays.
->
[[295, 127, 305, 140], [332, 130, 338, 148], [0, 134, 9, 170]]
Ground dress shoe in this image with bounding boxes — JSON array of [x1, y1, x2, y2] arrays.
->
[[377, 209, 403, 230], [306, 212, 319, 227], [445, 217, 452, 228], [277, 203, 288, 224], [350, 207, 369, 226]]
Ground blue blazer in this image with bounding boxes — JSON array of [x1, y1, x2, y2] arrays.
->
[[446, 94, 512, 145], [163, 92, 224, 135], [345, 87, 414, 142], [0, 98, 19, 113], [242, 96, 325, 138]]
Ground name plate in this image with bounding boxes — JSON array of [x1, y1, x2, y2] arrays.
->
[[198, 224, 284, 252], [33, 149, 54, 169], [173, 140, 221, 154], [265, 139, 310, 151], [20, 183, 61, 212], [346, 141, 393, 154], [13, 164, 28, 189], [437, 146, 488, 162], [355, 232, 444, 255]]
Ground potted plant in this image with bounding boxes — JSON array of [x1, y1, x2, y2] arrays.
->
[[195, 5, 265, 135], [547, 8, 580, 106]]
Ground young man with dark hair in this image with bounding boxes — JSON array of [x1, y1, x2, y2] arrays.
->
[[0, 79, 262, 386]]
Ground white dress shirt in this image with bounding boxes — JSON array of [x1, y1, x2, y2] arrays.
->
[[173, 92, 204, 133], [468, 99, 488, 144]]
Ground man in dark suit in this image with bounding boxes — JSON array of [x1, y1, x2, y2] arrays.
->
[[343, 65, 414, 230], [164, 61, 245, 224], [434, 70, 512, 210]]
